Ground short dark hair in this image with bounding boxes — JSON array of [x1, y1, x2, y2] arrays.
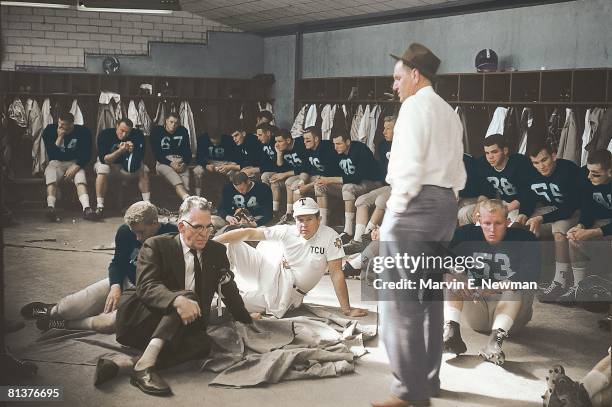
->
[[256, 122, 272, 132], [527, 142, 553, 158], [165, 112, 179, 121], [117, 118, 134, 128], [58, 112, 75, 123], [331, 131, 350, 142], [483, 134, 508, 150], [587, 149, 611, 170], [257, 110, 274, 122], [231, 171, 249, 186], [275, 128, 292, 140], [304, 126, 322, 139]]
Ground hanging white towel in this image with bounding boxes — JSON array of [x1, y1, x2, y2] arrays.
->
[[128, 100, 139, 126], [70, 99, 84, 125], [137, 99, 153, 136], [350, 105, 364, 141], [580, 109, 592, 166], [41, 98, 53, 128], [485, 107, 508, 137], [179, 100, 198, 156], [304, 104, 318, 128], [290, 105, 308, 139], [366, 104, 381, 153], [99, 91, 121, 105], [320, 104, 335, 140], [517, 108, 533, 155]]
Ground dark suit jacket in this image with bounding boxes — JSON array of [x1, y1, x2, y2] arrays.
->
[[132, 233, 251, 326]]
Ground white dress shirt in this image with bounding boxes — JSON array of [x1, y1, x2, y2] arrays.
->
[[386, 86, 466, 212], [179, 235, 201, 291]]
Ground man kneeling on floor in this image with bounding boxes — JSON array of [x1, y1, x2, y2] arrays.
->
[[21, 201, 177, 333], [113, 196, 253, 396], [443, 199, 539, 365], [214, 197, 368, 319]]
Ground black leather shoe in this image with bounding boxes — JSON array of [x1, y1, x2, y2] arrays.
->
[[35, 317, 66, 332], [130, 368, 171, 396], [20, 302, 56, 320], [94, 358, 119, 387]]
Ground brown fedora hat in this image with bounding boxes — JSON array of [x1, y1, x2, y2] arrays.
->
[[391, 42, 440, 82]]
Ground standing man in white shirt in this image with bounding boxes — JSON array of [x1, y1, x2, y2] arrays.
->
[[214, 197, 368, 319], [373, 43, 466, 407]]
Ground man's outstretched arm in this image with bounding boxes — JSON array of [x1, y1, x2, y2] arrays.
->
[[328, 259, 368, 317]]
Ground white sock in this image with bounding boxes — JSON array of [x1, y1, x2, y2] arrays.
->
[[273, 201, 280, 212], [582, 370, 610, 398], [96, 197, 104, 208], [492, 314, 514, 332], [141, 192, 151, 202], [287, 203, 293, 214], [348, 256, 362, 269], [572, 265, 587, 287], [47, 196, 56, 208], [354, 224, 366, 241], [134, 338, 164, 371], [365, 221, 376, 234], [195, 187, 202, 196], [445, 306, 462, 324], [554, 262, 570, 285], [320, 208, 328, 225], [66, 317, 94, 330], [344, 212, 355, 235], [79, 194, 91, 210]]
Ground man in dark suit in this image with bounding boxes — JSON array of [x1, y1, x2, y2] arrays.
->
[[114, 196, 254, 396]]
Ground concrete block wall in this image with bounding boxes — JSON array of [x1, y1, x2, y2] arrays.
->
[[1, 6, 240, 70]]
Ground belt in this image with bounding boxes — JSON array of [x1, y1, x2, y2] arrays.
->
[[293, 284, 308, 296]]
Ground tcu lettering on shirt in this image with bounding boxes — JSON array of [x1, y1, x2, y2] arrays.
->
[[309, 157, 325, 172], [487, 176, 517, 196], [61, 138, 77, 152], [284, 153, 303, 167], [339, 158, 356, 175], [594, 192, 612, 210], [160, 135, 184, 151], [310, 246, 326, 254], [208, 146, 225, 159], [472, 252, 514, 281], [263, 145, 275, 160], [531, 182, 563, 204], [232, 195, 258, 209]]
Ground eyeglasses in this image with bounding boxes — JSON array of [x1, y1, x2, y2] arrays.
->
[[182, 220, 214, 234]]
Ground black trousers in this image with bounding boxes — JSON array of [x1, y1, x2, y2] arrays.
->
[[116, 290, 211, 369]]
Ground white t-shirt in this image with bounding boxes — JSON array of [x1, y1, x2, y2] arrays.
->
[[263, 224, 345, 292]]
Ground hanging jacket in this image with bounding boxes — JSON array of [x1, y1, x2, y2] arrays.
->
[[70, 99, 84, 125], [8, 98, 27, 128], [137, 100, 152, 136], [591, 108, 612, 152], [455, 106, 470, 154], [154, 101, 166, 126], [320, 104, 336, 140], [128, 100, 139, 126], [26, 99, 45, 175], [366, 105, 381, 153], [517, 108, 534, 155], [290, 104, 308, 139], [96, 104, 116, 141], [179, 100, 198, 157], [350, 104, 364, 141], [557, 109, 580, 164], [485, 107, 508, 137]]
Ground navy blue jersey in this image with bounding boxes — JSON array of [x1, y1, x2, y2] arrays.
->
[[337, 140, 380, 184], [305, 140, 340, 176], [578, 174, 612, 236], [282, 136, 310, 175], [521, 159, 583, 223], [450, 225, 539, 284], [378, 140, 392, 180], [259, 138, 288, 173], [151, 125, 191, 165], [196, 133, 238, 165], [459, 154, 497, 199], [108, 223, 178, 287], [42, 123, 92, 167], [478, 153, 531, 203], [236, 133, 262, 169], [97, 127, 145, 173], [218, 181, 273, 226]]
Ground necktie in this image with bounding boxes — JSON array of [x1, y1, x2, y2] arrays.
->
[[189, 249, 202, 300]]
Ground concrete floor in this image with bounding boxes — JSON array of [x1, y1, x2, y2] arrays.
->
[[2, 210, 610, 407]]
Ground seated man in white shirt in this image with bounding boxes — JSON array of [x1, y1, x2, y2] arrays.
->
[[214, 197, 368, 318]]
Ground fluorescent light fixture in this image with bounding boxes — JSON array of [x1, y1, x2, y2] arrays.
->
[[0, 1, 72, 8], [77, 5, 173, 14]]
